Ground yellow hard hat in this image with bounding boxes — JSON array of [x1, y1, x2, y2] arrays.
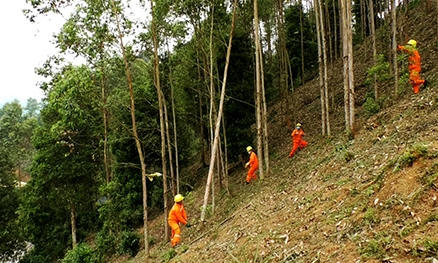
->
[[296, 123, 302, 127], [407, 39, 417, 48], [246, 146, 253, 152], [174, 194, 184, 202]]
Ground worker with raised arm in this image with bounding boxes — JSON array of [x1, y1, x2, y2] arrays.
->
[[289, 123, 308, 158], [168, 194, 190, 247], [397, 39, 427, 94], [244, 146, 259, 184]]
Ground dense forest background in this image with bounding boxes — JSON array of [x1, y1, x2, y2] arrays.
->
[[1, 0, 435, 262]]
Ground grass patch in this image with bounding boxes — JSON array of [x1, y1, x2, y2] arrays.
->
[[360, 232, 393, 260]]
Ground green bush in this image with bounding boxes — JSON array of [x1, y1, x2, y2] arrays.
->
[[62, 243, 98, 263], [363, 97, 380, 115], [117, 231, 140, 257], [365, 54, 391, 85]]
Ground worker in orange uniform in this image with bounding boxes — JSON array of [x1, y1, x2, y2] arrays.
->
[[244, 146, 259, 184], [397, 39, 427, 94], [168, 194, 190, 247], [289, 123, 308, 158]]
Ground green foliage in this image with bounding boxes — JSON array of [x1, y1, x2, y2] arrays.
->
[[395, 143, 428, 169], [363, 97, 381, 115], [423, 239, 438, 254], [363, 208, 378, 225], [0, 149, 24, 261], [360, 232, 392, 259], [62, 243, 98, 263], [117, 231, 140, 257], [162, 248, 176, 261], [365, 54, 391, 85]]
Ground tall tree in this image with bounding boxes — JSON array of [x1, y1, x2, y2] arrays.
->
[[340, 0, 355, 133], [109, 0, 150, 257], [201, 0, 238, 222]]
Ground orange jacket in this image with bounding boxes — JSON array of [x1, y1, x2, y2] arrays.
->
[[292, 129, 305, 142], [248, 151, 259, 169], [398, 45, 421, 71], [168, 202, 187, 225]]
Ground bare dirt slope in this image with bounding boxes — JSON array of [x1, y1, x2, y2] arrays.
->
[[120, 2, 438, 262]]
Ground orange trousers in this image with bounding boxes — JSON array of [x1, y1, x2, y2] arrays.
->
[[246, 167, 258, 183], [169, 220, 182, 247], [289, 140, 308, 157], [409, 68, 425, 94]]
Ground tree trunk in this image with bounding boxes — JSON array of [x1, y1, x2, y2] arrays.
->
[[391, 0, 399, 97], [315, 0, 326, 135], [110, 0, 149, 258], [168, 57, 180, 194], [150, 0, 169, 242], [341, 0, 355, 133], [70, 204, 77, 248], [201, 0, 237, 221], [254, 0, 264, 180], [320, 0, 331, 136], [368, 0, 378, 100]]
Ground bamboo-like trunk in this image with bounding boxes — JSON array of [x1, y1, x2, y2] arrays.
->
[[254, 0, 264, 180], [110, 0, 149, 258], [391, 0, 399, 96], [201, 0, 238, 221]]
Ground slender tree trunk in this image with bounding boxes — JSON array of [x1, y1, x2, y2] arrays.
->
[[70, 204, 77, 248], [110, 0, 149, 258], [163, 95, 175, 197], [368, 0, 378, 100], [254, 0, 264, 180], [333, 0, 338, 60], [168, 58, 180, 194], [221, 115, 229, 193], [391, 0, 399, 96], [341, 0, 355, 133], [150, 0, 169, 242], [201, 0, 237, 221], [316, 0, 326, 135], [300, 0, 305, 84], [319, 0, 331, 136]]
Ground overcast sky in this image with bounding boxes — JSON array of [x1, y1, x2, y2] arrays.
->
[[0, 2, 66, 107]]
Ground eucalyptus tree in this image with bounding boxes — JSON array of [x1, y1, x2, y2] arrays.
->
[[340, 0, 355, 133], [19, 65, 102, 261], [201, 0, 238, 222], [315, 0, 331, 136]]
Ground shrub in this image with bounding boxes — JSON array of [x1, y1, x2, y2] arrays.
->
[[62, 243, 98, 263], [117, 231, 140, 257]]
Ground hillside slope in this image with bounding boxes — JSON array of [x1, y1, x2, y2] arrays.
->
[[121, 3, 438, 262]]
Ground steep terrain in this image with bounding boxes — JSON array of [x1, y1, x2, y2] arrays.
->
[[119, 2, 438, 262]]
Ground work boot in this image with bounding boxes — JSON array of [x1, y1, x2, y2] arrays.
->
[[423, 80, 428, 89]]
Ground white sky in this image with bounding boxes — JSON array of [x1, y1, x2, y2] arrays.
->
[[0, 1, 66, 107]]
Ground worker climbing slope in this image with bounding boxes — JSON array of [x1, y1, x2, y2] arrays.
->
[[168, 194, 190, 247], [289, 123, 308, 158], [244, 146, 259, 184], [397, 39, 427, 94]]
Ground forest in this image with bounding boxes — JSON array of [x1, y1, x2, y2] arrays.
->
[[1, 0, 435, 262]]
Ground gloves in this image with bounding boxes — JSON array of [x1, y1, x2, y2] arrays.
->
[[245, 163, 249, 168], [186, 222, 191, 228]]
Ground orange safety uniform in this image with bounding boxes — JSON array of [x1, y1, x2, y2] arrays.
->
[[246, 151, 259, 183], [168, 202, 188, 247], [398, 45, 425, 94], [289, 128, 308, 158]]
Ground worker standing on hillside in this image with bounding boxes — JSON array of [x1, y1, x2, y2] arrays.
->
[[245, 146, 259, 184], [397, 39, 427, 94], [289, 123, 308, 158], [168, 194, 190, 247]]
